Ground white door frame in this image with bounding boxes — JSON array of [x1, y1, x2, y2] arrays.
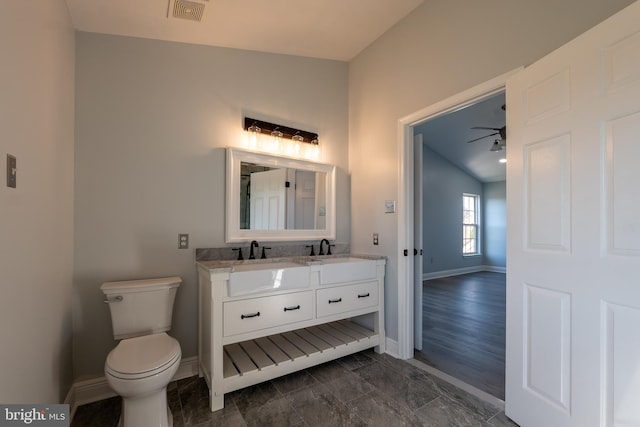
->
[[396, 67, 522, 360]]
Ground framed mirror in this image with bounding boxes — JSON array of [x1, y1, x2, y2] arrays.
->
[[226, 148, 336, 242]]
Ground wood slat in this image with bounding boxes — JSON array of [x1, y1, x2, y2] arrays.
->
[[223, 349, 239, 378], [331, 321, 367, 341], [318, 323, 356, 344], [281, 331, 319, 356], [293, 329, 332, 352], [339, 320, 376, 338], [240, 340, 274, 370], [270, 333, 305, 359], [254, 337, 291, 364], [306, 325, 345, 348], [225, 343, 258, 375]]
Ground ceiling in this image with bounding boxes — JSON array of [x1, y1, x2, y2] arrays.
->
[[414, 92, 506, 183], [65, 0, 424, 61]]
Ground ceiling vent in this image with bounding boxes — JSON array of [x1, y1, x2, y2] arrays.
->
[[170, 0, 207, 22]]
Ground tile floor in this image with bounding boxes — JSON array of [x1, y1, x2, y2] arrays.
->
[[72, 350, 519, 427]]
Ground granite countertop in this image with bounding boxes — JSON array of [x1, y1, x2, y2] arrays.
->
[[196, 254, 386, 272]]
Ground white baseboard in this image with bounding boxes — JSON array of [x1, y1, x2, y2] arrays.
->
[[483, 265, 506, 274], [66, 356, 199, 420], [385, 337, 400, 358], [422, 265, 505, 280]]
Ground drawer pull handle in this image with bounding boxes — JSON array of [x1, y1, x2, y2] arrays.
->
[[328, 298, 342, 304], [241, 312, 260, 319], [357, 293, 370, 298], [284, 305, 301, 312]]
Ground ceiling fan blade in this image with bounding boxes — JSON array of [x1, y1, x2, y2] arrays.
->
[[466, 132, 499, 143], [471, 126, 502, 131]]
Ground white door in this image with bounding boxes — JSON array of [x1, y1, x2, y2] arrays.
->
[[505, 2, 640, 426], [250, 168, 287, 230], [414, 134, 424, 350]]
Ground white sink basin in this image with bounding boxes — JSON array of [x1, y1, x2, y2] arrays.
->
[[319, 257, 378, 285], [228, 262, 310, 296]]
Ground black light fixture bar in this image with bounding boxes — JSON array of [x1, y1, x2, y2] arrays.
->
[[243, 117, 319, 145]]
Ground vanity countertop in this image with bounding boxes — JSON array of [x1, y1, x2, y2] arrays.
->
[[196, 254, 386, 273]]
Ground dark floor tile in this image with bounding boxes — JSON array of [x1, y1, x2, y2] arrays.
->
[[337, 350, 376, 371], [71, 396, 121, 427], [487, 412, 520, 427], [414, 396, 488, 427], [168, 381, 185, 427], [70, 350, 505, 427], [229, 381, 283, 415], [270, 368, 319, 394], [306, 359, 351, 383], [285, 383, 367, 427], [178, 377, 239, 426], [241, 396, 302, 427], [322, 371, 375, 403], [191, 410, 247, 427], [348, 390, 422, 427], [354, 362, 439, 411], [420, 373, 500, 421]]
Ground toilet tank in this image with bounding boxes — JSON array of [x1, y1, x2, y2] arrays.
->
[[101, 276, 182, 340]]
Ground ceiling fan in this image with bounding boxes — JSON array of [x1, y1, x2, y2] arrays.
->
[[466, 126, 507, 151], [466, 104, 506, 151]]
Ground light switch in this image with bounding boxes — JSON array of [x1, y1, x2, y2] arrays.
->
[[384, 200, 395, 214], [7, 154, 16, 188], [373, 233, 379, 245]]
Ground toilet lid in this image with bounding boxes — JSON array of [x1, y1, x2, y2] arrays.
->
[[106, 333, 181, 376]]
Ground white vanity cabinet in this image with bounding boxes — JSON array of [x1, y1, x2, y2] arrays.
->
[[197, 257, 385, 412]]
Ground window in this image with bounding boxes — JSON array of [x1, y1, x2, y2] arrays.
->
[[463, 193, 480, 255]]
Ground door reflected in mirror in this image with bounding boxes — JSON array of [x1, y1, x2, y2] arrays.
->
[[240, 162, 327, 230], [226, 148, 335, 243]]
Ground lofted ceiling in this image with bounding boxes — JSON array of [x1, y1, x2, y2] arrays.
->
[[414, 93, 507, 183], [65, 0, 424, 61]]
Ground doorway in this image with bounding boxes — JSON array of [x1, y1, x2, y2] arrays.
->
[[412, 92, 507, 399], [395, 68, 521, 400]]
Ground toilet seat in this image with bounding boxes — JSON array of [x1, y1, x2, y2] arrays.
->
[[106, 333, 181, 380]]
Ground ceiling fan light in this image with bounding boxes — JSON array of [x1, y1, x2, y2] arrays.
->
[[490, 140, 502, 152]]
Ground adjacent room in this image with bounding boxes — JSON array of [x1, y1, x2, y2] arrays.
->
[[413, 93, 507, 399]]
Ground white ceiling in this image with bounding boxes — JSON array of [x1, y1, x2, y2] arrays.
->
[[414, 93, 507, 183], [65, 0, 424, 61]]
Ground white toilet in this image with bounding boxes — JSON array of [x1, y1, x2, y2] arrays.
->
[[101, 276, 182, 427]]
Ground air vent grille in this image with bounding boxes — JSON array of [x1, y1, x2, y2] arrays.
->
[[172, 0, 205, 22]]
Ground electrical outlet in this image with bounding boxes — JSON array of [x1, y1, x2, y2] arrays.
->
[[178, 233, 189, 249], [373, 233, 379, 245]]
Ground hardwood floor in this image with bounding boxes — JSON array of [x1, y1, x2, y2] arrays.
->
[[414, 271, 506, 400]]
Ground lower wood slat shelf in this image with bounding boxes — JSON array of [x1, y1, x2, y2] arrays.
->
[[223, 320, 376, 380]]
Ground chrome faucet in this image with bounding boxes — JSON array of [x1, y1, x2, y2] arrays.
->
[[249, 240, 259, 260]]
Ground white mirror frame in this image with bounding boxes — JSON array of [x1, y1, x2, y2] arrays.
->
[[226, 147, 336, 243]]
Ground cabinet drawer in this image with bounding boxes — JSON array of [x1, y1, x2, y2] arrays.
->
[[316, 282, 378, 318], [224, 291, 314, 337]]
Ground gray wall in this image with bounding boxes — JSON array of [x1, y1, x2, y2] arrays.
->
[[483, 181, 507, 268], [422, 146, 484, 273], [348, 0, 636, 342], [73, 33, 349, 379], [0, 1, 75, 402]]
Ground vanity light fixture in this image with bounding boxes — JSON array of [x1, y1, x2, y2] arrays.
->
[[243, 117, 320, 160]]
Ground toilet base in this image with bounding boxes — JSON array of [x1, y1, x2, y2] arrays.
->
[[117, 387, 173, 427]]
